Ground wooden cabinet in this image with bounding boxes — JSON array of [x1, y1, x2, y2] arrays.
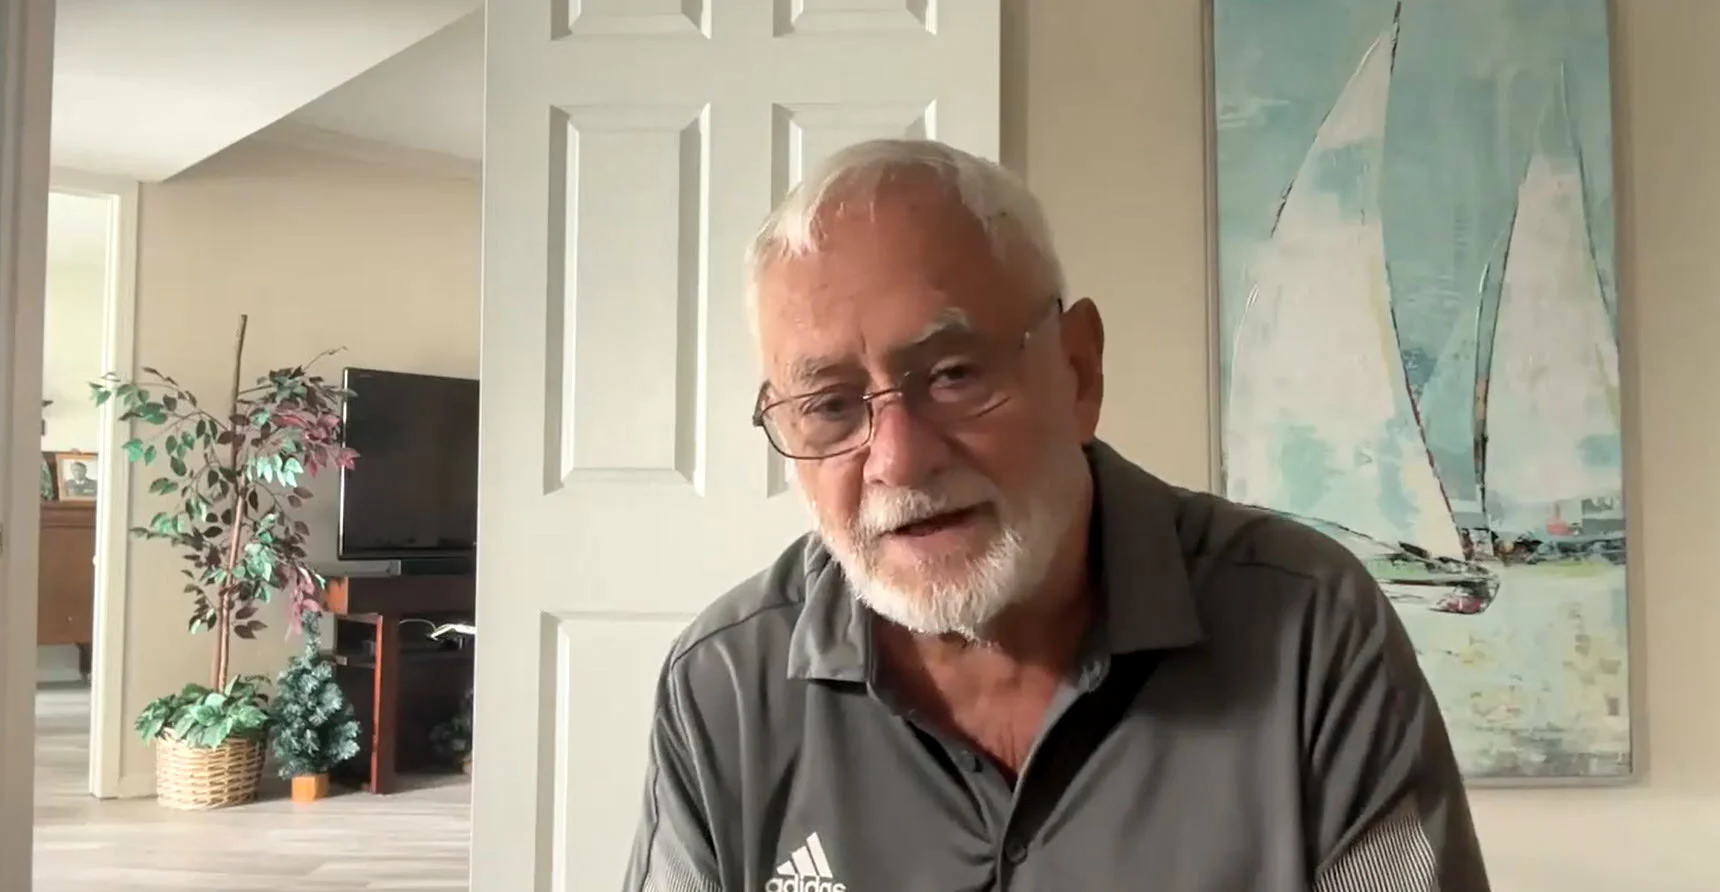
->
[[324, 574, 475, 794], [38, 501, 95, 674]]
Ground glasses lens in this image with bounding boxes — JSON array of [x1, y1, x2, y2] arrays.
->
[[912, 363, 1008, 425], [764, 400, 867, 459]]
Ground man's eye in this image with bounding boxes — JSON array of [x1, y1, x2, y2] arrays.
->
[[928, 361, 988, 391], [799, 394, 859, 419]]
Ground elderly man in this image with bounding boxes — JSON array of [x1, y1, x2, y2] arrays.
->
[[622, 139, 1489, 891]]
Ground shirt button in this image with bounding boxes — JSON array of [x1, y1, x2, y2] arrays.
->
[[1004, 840, 1029, 864], [960, 752, 983, 772]]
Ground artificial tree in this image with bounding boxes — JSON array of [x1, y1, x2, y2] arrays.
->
[[94, 315, 357, 808], [271, 611, 361, 801]]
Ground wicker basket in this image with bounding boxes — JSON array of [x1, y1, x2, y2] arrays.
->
[[154, 734, 265, 810]]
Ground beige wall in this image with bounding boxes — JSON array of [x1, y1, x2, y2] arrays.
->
[[42, 192, 108, 454], [117, 138, 480, 792], [1006, 0, 1717, 888]]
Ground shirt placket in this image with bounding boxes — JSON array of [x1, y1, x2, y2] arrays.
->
[[989, 655, 1109, 891]]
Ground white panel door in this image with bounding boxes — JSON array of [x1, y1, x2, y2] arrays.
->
[[0, 1, 52, 889], [474, 1, 1000, 889]]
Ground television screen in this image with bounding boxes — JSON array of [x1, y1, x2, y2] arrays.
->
[[337, 367, 479, 559]]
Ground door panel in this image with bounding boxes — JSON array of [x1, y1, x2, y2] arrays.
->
[[474, 2, 999, 888]]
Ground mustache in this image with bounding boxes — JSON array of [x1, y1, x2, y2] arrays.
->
[[854, 472, 1000, 539]]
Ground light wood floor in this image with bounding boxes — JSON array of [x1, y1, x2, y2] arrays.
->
[[33, 685, 471, 890]]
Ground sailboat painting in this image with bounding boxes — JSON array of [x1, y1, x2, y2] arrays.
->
[[1213, 0, 1629, 781]]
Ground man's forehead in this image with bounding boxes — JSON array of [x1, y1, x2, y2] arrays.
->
[[776, 305, 975, 380], [762, 294, 982, 387], [750, 177, 1040, 385], [753, 202, 1012, 329]]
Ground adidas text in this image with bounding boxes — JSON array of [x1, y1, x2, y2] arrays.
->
[[763, 879, 845, 892]]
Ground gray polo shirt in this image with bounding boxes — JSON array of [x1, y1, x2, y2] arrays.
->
[[623, 441, 1489, 891]]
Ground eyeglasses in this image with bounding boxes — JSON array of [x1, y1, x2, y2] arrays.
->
[[753, 297, 1064, 460]]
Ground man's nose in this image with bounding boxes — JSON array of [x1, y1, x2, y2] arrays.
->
[[861, 396, 950, 489]]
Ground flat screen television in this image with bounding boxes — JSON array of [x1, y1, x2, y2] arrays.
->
[[337, 367, 479, 560]]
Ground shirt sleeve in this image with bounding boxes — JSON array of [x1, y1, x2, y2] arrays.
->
[[621, 658, 722, 892], [1304, 557, 1492, 892]]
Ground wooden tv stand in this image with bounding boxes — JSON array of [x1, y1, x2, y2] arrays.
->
[[324, 573, 475, 794]]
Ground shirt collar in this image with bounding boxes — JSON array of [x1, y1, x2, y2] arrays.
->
[[785, 439, 1206, 682]]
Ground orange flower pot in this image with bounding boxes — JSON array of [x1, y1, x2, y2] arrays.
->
[[290, 773, 330, 803]]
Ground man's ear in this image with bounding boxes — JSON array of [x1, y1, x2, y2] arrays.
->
[[1061, 297, 1105, 437]]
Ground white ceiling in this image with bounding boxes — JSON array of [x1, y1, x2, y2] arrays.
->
[[287, 11, 484, 162], [52, 0, 483, 182]]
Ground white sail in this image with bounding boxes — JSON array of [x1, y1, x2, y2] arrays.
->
[[1483, 88, 1622, 534], [1223, 15, 1468, 561]]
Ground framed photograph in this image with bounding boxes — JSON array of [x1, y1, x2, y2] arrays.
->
[[53, 451, 99, 501]]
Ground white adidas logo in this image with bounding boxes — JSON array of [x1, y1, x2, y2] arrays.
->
[[763, 832, 846, 892]]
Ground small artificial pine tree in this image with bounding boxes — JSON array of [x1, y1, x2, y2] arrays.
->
[[270, 613, 361, 779]]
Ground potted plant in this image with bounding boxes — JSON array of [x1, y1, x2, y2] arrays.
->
[[93, 315, 357, 809], [429, 689, 474, 774], [271, 611, 361, 802], [428, 622, 475, 773]]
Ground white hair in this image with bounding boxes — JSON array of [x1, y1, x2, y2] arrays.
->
[[743, 139, 1066, 321]]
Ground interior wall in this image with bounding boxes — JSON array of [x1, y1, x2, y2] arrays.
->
[[117, 138, 480, 793], [1003, 0, 1717, 888], [42, 192, 107, 452]]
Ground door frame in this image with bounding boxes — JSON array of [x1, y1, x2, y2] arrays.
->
[[47, 169, 140, 799], [0, 0, 55, 886]]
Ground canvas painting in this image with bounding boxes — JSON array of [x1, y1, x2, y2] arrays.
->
[[1212, 0, 1628, 780]]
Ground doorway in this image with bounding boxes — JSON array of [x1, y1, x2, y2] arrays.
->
[[36, 173, 137, 800]]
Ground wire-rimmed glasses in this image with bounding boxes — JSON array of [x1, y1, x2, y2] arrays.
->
[[752, 298, 1064, 460]]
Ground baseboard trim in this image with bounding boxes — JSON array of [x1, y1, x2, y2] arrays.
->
[[111, 770, 154, 800]]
